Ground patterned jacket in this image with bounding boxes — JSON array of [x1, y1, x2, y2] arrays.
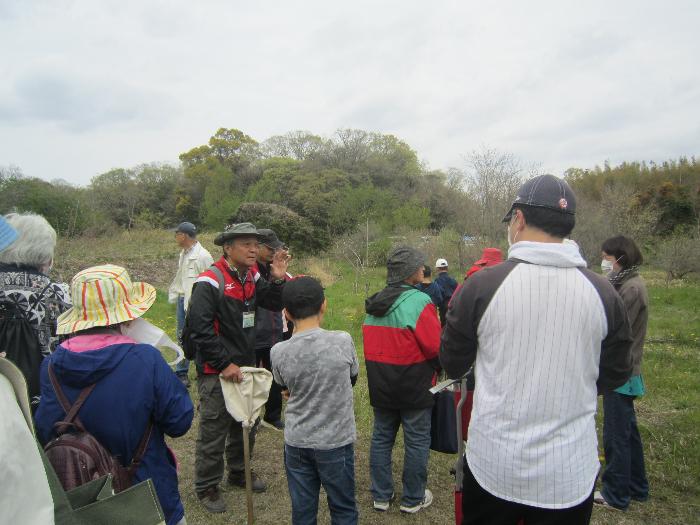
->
[[0, 264, 71, 406]]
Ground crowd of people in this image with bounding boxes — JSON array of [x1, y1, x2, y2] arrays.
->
[[0, 172, 650, 525]]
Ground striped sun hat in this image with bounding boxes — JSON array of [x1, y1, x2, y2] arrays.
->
[[57, 264, 157, 335]]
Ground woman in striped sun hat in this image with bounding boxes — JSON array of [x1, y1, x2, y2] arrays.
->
[[35, 264, 194, 525], [55, 264, 157, 334]]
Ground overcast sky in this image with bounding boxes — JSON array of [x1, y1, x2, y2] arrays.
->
[[1, 0, 698, 185]]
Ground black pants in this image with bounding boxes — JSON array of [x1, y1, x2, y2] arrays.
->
[[256, 347, 282, 423], [462, 461, 594, 525]]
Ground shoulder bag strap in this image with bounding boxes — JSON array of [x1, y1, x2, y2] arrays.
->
[[49, 363, 94, 434], [126, 419, 154, 479], [209, 266, 226, 304]]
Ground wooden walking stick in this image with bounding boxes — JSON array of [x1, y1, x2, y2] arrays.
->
[[243, 421, 254, 524]]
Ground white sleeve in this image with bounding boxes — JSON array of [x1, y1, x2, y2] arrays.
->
[[0, 377, 54, 524]]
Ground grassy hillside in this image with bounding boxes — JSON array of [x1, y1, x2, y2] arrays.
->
[[53, 231, 700, 524]]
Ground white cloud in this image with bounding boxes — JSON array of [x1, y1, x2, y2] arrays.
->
[[0, 0, 698, 184]]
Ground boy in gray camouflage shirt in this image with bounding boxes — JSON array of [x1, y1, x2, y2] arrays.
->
[[271, 276, 359, 525]]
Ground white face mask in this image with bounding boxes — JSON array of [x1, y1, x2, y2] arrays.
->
[[507, 218, 519, 247], [601, 259, 614, 274]]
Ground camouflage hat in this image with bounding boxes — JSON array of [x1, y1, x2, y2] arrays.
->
[[386, 246, 425, 285], [214, 222, 262, 246]]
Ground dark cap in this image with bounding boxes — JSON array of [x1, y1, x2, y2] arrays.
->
[[257, 228, 284, 250], [214, 222, 261, 246], [502, 174, 576, 222], [386, 246, 425, 285], [175, 221, 197, 237], [282, 276, 325, 317]]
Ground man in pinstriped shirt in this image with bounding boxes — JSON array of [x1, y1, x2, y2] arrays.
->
[[441, 175, 633, 525]]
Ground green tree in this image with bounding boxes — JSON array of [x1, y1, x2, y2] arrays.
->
[[177, 128, 260, 220], [0, 177, 94, 235], [200, 164, 242, 229], [231, 202, 324, 253]]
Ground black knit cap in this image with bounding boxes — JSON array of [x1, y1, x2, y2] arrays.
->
[[386, 246, 425, 285], [502, 174, 576, 222]]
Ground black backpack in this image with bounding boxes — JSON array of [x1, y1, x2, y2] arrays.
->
[[43, 363, 153, 493], [0, 283, 51, 409], [181, 266, 225, 360]]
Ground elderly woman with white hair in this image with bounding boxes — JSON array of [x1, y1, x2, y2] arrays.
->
[[0, 212, 71, 409]]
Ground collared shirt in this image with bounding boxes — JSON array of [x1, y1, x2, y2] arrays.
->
[[168, 241, 214, 310]]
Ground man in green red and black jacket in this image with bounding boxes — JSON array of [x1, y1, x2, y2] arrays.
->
[[187, 222, 289, 515], [362, 246, 441, 515]]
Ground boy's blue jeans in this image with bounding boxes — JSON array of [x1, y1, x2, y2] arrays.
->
[[284, 443, 358, 525], [369, 406, 432, 507], [175, 296, 190, 378]]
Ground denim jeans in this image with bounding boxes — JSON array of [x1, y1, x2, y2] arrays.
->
[[175, 296, 190, 378], [601, 392, 649, 509], [284, 443, 358, 525], [369, 406, 432, 507]]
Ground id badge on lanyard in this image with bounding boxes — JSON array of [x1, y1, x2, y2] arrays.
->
[[242, 311, 255, 329], [240, 273, 255, 328]]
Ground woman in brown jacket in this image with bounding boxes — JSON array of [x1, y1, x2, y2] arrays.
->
[[595, 235, 650, 510]]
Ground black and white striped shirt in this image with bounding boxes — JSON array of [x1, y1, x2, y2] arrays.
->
[[441, 241, 632, 509]]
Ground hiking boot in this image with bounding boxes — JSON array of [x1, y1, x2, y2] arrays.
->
[[400, 489, 433, 514], [228, 470, 267, 493], [197, 486, 226, 514], [262, 418, 285, 431], [373, 492, 395, 511]]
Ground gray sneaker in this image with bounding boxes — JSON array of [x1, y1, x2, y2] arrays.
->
[[400, 489, 433, 514], [228, 470, 267, 493], [197, 486, 226, 513], [373, 492, 395, 511]]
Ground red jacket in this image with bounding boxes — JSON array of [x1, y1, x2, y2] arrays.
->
[[362, 285, 441, 409], [188, 257, 284, 374]]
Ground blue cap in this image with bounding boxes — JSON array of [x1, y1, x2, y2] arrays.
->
[[175, 221, 197, 237], [0, 216, 18, 252]]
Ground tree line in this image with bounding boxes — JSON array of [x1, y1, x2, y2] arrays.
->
[[1, 128, 699, 271]]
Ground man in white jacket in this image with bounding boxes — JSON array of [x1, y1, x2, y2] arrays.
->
[[441, 175, 633, 525], [169, 221, 213, 387]]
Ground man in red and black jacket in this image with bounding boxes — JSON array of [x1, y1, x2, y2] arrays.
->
[[188, 222, 289, 515]]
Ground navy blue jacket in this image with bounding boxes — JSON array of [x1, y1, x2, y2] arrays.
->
[[415, 282, 444, 307], [254, 262, 285, 351], [435, 272, 458, 301], [35, 333, 193, 525]]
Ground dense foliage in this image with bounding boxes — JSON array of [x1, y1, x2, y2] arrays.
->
[[2, 129, 699, 276]]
